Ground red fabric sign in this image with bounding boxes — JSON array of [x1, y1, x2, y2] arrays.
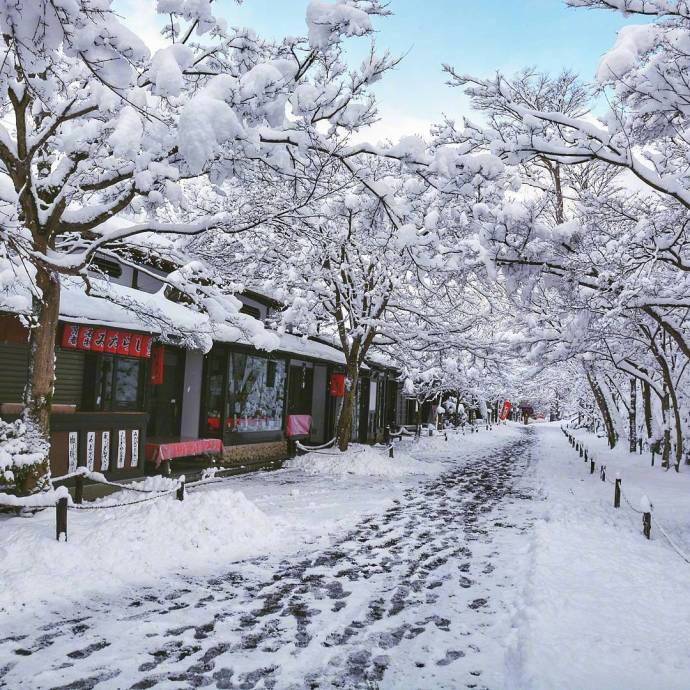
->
[[117, 331, 132, 356], [105, 329, 120, 354], [142, 335, 153, 358], [91, 327, 107, 352], [130, 333, 144, 357], [499, 401, 512, 420], [61, 323, 80, 349], [77, 326, 95, 350], [150, 345, 165, 384], [60, 322, 152, 358], [329, 373, 346, 397]]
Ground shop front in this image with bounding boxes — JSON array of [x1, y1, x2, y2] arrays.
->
[[0, 316, 153, 479]]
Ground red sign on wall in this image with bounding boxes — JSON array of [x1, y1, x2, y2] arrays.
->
[[150, 345, 165, 384], [329, 373, 346, 397], [61, 323, 152, 359], [61, 323, 80, 349]]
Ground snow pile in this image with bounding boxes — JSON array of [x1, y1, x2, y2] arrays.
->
[[515, 423, 690, 690], [285, 444, 443, 477], [0, 486, 290, 611]]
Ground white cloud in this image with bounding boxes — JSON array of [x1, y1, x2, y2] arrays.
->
[[351, 110, 432, 146]]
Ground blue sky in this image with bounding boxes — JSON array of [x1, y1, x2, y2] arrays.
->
[[118, 0, 642, 140]]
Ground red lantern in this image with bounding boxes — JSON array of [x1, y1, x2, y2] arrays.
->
[[150, 345, 165, 384], [61, 323, 80, 349], [329, 373, 346, 397]]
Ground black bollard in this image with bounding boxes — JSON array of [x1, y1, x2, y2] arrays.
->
[[56, 497, 68, 541], [642, 512, 651, 539], [614, 478, 621, 508]]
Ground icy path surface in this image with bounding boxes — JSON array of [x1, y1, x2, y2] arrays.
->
[[0, 429, 537, 690]]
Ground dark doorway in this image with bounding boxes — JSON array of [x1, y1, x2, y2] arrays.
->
[[147, 348, 185, 438], [287, 363, 313, 415]]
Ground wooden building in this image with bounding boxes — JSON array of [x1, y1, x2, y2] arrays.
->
[[0, 255, 403, 481]]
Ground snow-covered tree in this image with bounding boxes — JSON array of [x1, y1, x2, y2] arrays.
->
[[0, 0, 395, 492]]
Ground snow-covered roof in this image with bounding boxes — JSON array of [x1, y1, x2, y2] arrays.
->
[[2, 273, 355, 365]]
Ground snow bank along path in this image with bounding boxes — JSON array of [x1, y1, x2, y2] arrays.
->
[[514, 423, 690, 690], [0, 425, 537, 689]]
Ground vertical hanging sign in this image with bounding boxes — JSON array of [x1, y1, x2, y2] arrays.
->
[[101, 431, 110, 471], [68, 432, 78, 474], [117, 430, 126, 468], [131, 429, 139, 467], [86, 432, 95, 471], [150, 345, 165, 384]]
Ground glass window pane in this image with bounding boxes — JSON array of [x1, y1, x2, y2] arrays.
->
[[113, 358, 140, 409], [227, 354, 285, 432]]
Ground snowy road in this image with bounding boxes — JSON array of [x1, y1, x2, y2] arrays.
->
[[1, 429, 536, 690]]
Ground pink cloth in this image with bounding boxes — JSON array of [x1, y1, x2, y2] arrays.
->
[[145, 438, 223, 467], [286, 415, 311, 438]]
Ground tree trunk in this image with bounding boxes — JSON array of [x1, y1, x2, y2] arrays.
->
[[18, 264, 59, 494], [661, 387, 671, 469], [336, 364, 358, 452], [642, 381, 653, 439], [628, 377, 637, 453], [586, 370, 616, 449]]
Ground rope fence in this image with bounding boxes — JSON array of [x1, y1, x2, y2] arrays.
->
[[1, 424, 484, 543], [561, 425, 690, 564]]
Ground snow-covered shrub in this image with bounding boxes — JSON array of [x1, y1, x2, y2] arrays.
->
[[0, 418, 49, 494]]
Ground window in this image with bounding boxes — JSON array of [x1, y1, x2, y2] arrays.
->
[[87, 354, 144, 411], [240, 303, 262, 320], [226, 354, 286, 432], [90, 256, 122, 278]]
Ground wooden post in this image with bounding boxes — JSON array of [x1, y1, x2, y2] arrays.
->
[[638, 438, 642, 455], [384, 425, 390, 444], [584, 449, 588, 462], [74, 473, 84, 505], [389, 446, 394, 458], [590, 459, 595, 474], [428, 428, 433, 437], [444, 432, 448, 442], [614, 478, 621, 508], [642, 512, 651, 539], [651, 448, 655, 467], [56, 497, 68, 541], [176, 479, 185, 501], [579, 445, 583, 458], [600, 465, 606, 482]]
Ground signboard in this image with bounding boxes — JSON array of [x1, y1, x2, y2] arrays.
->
[[117, 430, 126, 468], [101, 431, 110, 471], [68, 432, 78, 474], [131, 429, 139, 468], [150, 345, 165, 384], [329, 373, 346, 397], [86, 431, 95, 471], [61, 323, 152, 358]]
